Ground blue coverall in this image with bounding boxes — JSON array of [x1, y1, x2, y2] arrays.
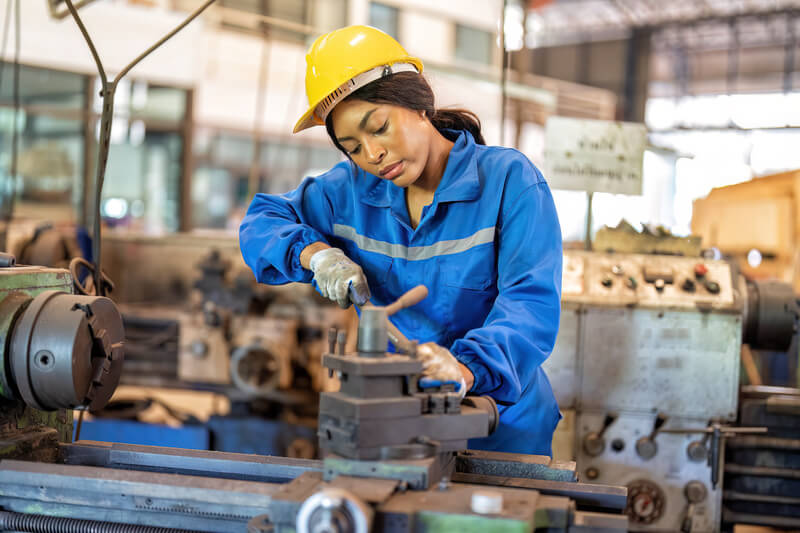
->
[[239, 130, 562, 455]]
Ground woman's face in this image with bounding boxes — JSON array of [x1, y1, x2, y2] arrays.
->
[[329, 99, 431, 188]]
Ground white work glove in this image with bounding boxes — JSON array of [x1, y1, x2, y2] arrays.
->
[[308, 248, 370, 308], [417, 342, 468, 398]]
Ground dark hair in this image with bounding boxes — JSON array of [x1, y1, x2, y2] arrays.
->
[[324, 71, 485, 155]]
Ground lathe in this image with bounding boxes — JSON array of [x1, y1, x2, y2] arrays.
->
[[544, 250, 796, 531], [0, 260, 628, 532]]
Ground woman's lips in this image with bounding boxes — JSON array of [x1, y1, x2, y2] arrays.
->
[[380, 161, 404, 180]]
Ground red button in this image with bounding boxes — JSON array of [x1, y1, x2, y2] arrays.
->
[[694, 263, 708, 278]]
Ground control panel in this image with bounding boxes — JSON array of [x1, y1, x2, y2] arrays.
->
[[562, 251, 737, 310], [576, 412, 717, 532]]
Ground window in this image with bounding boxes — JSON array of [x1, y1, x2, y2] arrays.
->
[[191, 129, 342, 230], [93, 79, 188, 233], [370, 3, 399, 39], [0, 62, 86, 222], [454, 24, 493, 65]]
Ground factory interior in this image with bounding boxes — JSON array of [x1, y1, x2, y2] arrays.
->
[[1, 0, 800, 531]]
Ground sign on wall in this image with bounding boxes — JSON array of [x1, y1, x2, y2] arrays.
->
[[544, 117, 647, 195]]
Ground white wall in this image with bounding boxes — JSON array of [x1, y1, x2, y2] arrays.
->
[[3, 0, 507, 145], [8, 0, 201, 87], [372, 0, 501, 32]]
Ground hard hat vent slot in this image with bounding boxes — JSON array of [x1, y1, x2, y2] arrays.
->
[[311, 63, 419, 125]]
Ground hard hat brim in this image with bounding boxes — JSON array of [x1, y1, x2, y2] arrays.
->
[[293, 107, 322, 134], [293, 57, 423, 134]]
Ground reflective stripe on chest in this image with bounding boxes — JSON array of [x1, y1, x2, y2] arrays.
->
[[333, 224, 496, 261]]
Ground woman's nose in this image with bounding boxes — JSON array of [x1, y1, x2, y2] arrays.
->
[[363, 141, 386, 165]]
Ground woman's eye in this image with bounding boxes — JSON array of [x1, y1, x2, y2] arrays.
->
[[375, 121, 388, 135], [348, 145, 361, 155]]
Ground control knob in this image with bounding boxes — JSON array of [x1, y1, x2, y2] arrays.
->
[[681, 278, 696, 293]]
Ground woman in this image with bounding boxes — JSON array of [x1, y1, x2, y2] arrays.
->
[[239, 25, 562, 455]]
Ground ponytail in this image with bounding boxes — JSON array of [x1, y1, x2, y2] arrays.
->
[[430, 108, 485, 145]]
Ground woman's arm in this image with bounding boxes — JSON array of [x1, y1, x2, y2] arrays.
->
[[451, 179, 562, 404], [239, 174, 337, 285]]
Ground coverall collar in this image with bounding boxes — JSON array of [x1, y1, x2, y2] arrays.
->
[[357, 129, 480, 208]]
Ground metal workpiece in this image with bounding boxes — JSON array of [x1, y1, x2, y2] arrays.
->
[[0, 459, 280, 532], [357, 306, 389, 355], [0, 252, 15, 267]]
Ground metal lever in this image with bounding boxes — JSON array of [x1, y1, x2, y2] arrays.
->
[[583, 412, 618, 457], [660, 423, 766, 489], [635, 413, 668, 460]]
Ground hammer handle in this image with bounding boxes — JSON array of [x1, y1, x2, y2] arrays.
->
[[384, 285, 428, 317]]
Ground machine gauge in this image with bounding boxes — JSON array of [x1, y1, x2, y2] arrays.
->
[[626, 479, 666, 524]]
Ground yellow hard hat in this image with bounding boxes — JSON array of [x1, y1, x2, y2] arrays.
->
[[293, 25, 423, 133]]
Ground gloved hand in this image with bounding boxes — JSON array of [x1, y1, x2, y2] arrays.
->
[[308, 247, 370, 308], [417, 342, 467, 397]]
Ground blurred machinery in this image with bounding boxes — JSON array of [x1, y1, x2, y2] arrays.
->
[[122, 249, 342, 397], [724, 385, 800, 528], [0, 281, 629, 532], [545, 250, 797, 531], [0, 253, 124, 462], [113, 249, 350, 457]]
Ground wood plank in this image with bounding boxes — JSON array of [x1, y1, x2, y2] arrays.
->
[[692, 197, 794, 255], [702, 169, 800, 202]]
